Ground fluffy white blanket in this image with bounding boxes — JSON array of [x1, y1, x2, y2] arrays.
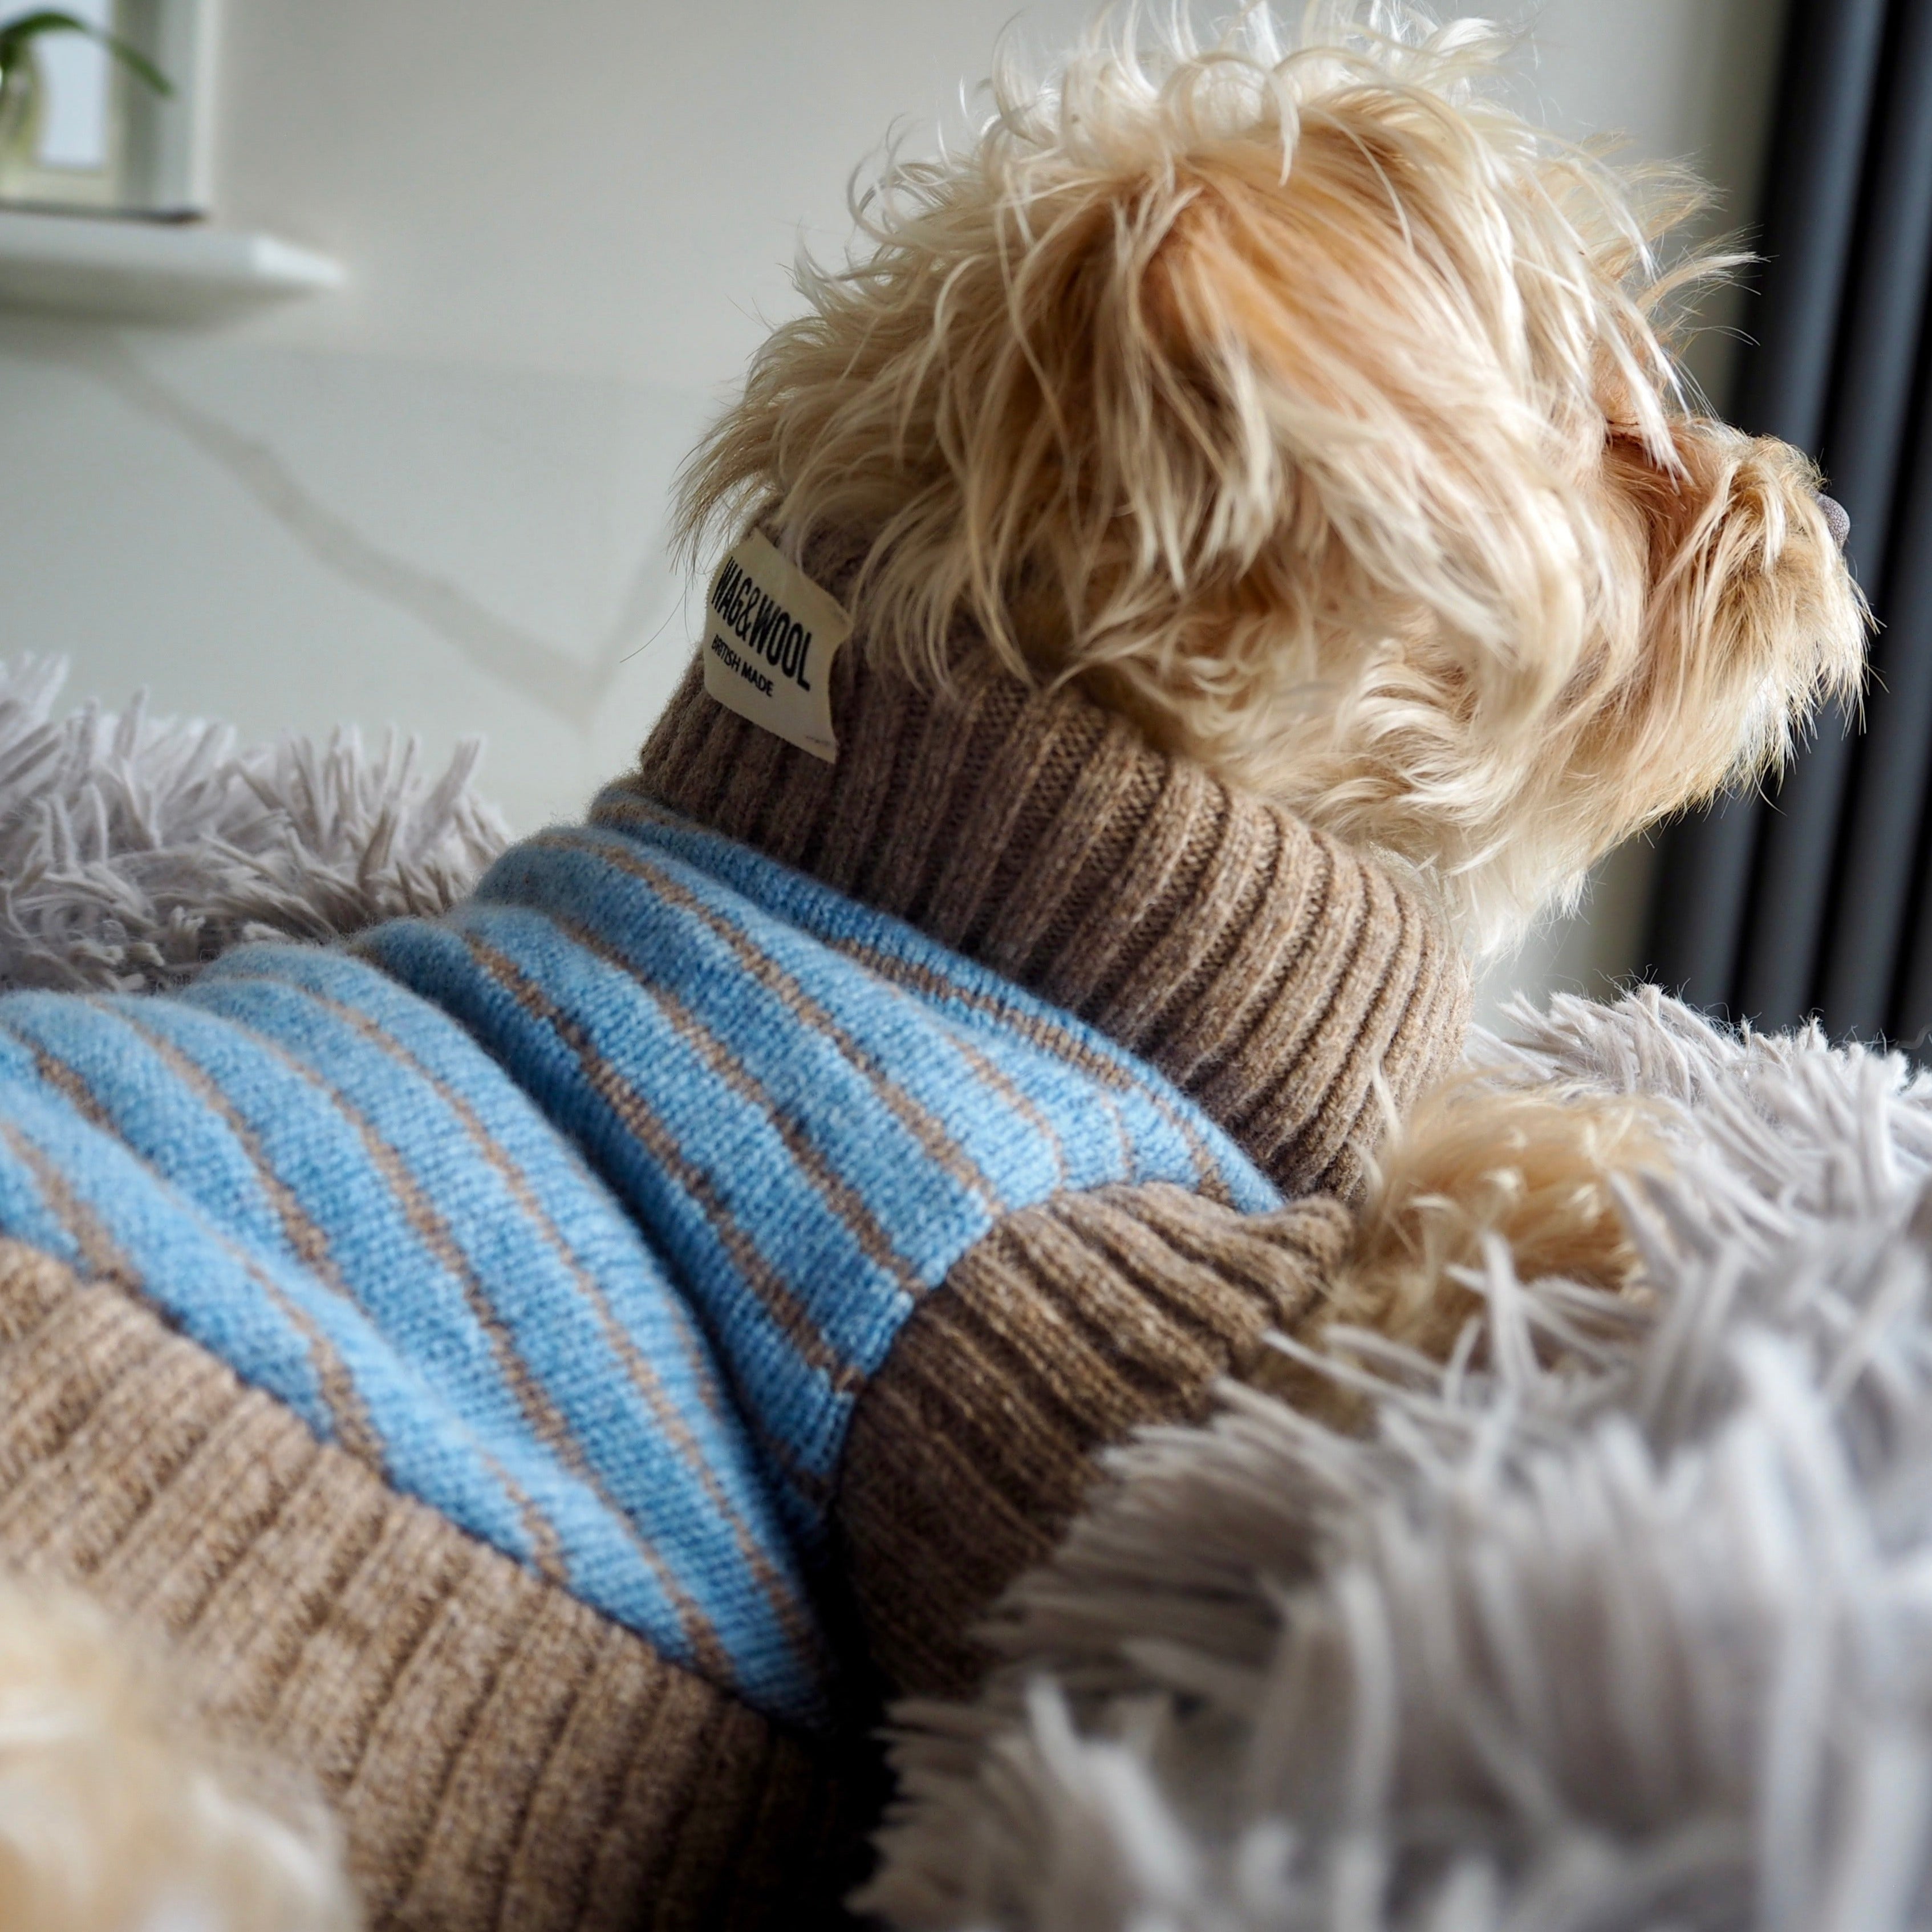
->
[[0, 658, 508, 991], [862, 995, 1932, 1932]]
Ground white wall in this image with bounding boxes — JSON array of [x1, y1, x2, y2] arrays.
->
[[0, 0, 1787, 1000]]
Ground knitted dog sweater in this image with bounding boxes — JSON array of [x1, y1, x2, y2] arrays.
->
[[0, 645, 1468, 1929], [0, 794, 1274, 1729]]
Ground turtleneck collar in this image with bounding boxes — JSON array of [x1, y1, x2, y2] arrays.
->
[[618, 604, 1468, 1202]]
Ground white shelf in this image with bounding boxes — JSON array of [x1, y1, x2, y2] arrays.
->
[[0, 209, 343, 322]]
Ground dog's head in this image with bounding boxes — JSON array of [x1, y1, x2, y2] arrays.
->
[[678, 6, 1865, 949]]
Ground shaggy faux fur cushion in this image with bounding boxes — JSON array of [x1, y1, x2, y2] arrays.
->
[[0, 657, 508, 990], [862, 992, 1932, 1931]]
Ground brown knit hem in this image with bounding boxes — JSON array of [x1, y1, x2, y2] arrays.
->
[[834, 1184, 1351, 1700], [0, 1240, 853, 1932]]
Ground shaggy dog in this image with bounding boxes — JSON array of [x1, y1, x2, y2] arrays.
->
[[676, 0, 1864, 1370], [0, 7, 1865, 1926]]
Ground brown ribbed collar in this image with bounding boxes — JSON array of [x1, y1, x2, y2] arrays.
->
[[620, 616, 1468, 1202]]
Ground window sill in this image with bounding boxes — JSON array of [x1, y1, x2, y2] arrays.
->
[[0, 208, 343, 323]]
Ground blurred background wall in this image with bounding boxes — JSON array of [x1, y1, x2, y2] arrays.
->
[[0, 0, 1788, 1016]]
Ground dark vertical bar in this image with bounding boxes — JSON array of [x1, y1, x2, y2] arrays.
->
[[1646, 0, 1890, 1017], [1860, 367, 1932, 1044], [1732, 0, 1894, 1028], [1819, 0, 1932, 1036], [1644, 793, 1761, 1008], [1888, 721, 1932, 1043]]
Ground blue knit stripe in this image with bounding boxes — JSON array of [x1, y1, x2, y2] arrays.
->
[[494, 835, 1022, 1211], [196, 949, 743, 1418], [473, 837, 1026, 1252], [173, 971, 816, 1688], [36, 994, 574, 1439], [0, 1101, 142, 1284], [920, 997, 1253, 1196], [0, 1065, 534, 1539], [354, 910, 870, 1534], [192, 950, 815, 1669], [449, 902, 925, 1373], [0, 1104, 392, 1478], [479, 830, 1040, 1217], [431, 822, 1271, 1500], [186, 956, 827, 1566], [819, 934, 1255, 1206], [577, 807, 1276, 1211], [588, 790, 1275, 1212], [196, 950, 744, 1418], [0, 991, 817, 1715], [0, 1005, 316, 1275], [0, 1006, 555, 1544]]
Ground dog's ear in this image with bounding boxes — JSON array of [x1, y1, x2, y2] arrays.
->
[[678, 34, 1680, 727], [1022, 107, 1643, 806], [1101, 100, 1679, 661]]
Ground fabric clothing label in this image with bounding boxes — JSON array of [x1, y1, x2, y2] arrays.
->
[[701, 533, 853, 764]]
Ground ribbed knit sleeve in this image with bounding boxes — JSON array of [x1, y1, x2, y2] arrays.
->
[[831, 1183, 1352, 1700]]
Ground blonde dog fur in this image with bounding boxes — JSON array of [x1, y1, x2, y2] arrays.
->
[[0, 1580, 356, 1932]]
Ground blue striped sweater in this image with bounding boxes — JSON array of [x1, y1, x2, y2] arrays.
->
[[0, 787, 1277, 1727]]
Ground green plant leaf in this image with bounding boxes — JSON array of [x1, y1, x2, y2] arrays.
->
[[0, 10, 171, 95], [0, 11, 94, 63]]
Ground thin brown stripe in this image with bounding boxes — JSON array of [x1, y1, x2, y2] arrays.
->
[[202, 1012, 725, 1649], [23, 1040, 119, 1134], [477, 1446, 570, 1590], [546, 908, 925, 1301], [241, 1262, 388, 1470], [200, 974, 739, 1427], [0, 1092, 387, 1467], [825, 939, 1151, 1179], [825, 936, 1236, 1206], [219, 968, 823, 1683], [21, 1005, 578, 1602], [546, 815, 1004, 1217], [17, 1025, 409, 1472], [107, 1009, 357, 1293], [0, 1117, 136, 1289], [453, 927, 863, 1409], [363, 1130, 576, 1444], [940, 1027, 1071, 1188]]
